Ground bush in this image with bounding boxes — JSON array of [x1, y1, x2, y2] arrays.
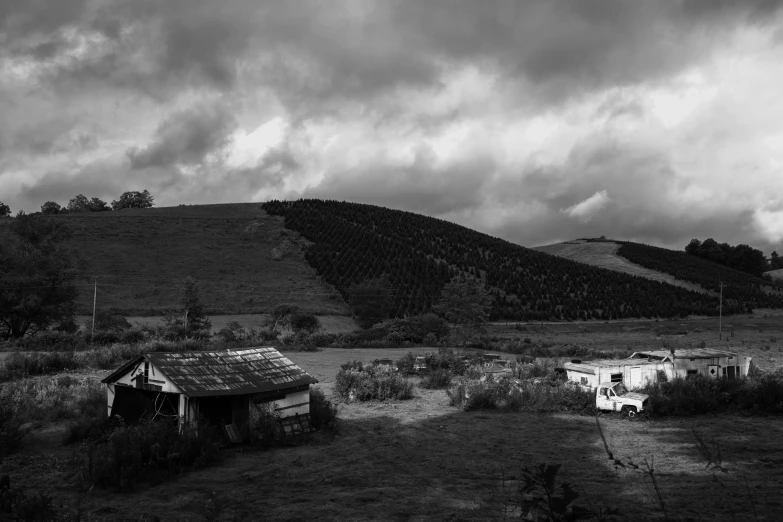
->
[[309, 387, 338, 433], [90, 330, 120, 345], [0, 396, 27, 456], [641, 374, 783, 417], [0, 490, 57, 521], [80, 417, 222, 490], [120, 328, 146, 344], [1, 351, 80, 380], [447, 376, 596, 414], [85, 311, 132, 333], [13, 331, 86, 352], [335, 363, 414, 401], [307, 332, 338, 347], [396, 348, 481, 376], [248, 402, 284, 448], [419, 368, 453, 389]]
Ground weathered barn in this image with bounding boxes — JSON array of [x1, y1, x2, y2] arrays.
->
[[629, 348, 752, 380], [563, 348, 752, 390], [101, 347, 318, 430]]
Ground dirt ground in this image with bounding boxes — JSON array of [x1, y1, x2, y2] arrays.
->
[[3, 323, 783, 521]]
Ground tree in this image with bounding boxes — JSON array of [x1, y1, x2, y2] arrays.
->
[[0, 214, 80, 339], [111, 190, 154, 210], [88, 197, 110, 212], [85, 310, 132, 333], [40, 201, 62, 215], [265, 304, 300, 333], [433, 276, 492, 345], [290, 313, 321, 334], [772, 251, 783, 270], [66, 194, 91, 213], [348, 276, 394, 329], [163, 277, 211, 337], [0, 202, 10, 217]]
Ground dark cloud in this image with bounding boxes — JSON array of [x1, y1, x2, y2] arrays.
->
[[127, 103, 237, 170]]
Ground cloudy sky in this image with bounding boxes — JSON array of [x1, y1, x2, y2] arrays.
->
[[2, 0, 783, 252]]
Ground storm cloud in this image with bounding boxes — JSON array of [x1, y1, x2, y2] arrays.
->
[[2, 0, 783, 253]]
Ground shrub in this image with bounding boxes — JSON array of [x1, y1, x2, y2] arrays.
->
[[419, 368, 453, 389], [335, 363, 414, 401], [0, 395, 27, 456], [1, 351, 80, 380], [447, 376, 596, 414], [90, 330, 120, 345], [641, 374, 783, 417], [248, 402, 284, 448], [80, 417, 222, 490], [396, 348, 480, 376], [120, 328, 146, 344], [309, 387, 339, 433], [85, 311, 132, 333], [13, 331, 86, 352], [307, 332, 338, 347], [290, 313, 321, 334], [0, 490, 57, 521]]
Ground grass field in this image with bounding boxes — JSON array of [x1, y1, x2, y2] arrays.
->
[[534, 240, 712, 294], [0, 203, 350, 316], [3, 343, 782, 521]]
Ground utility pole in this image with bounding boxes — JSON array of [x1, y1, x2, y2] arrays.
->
[[91, 278, 97, 343], [719, 281, 726, 340]]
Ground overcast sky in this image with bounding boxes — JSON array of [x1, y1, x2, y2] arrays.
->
[[2, 1, 783, 252]]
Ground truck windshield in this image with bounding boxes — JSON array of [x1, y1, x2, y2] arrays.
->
[[614, 384, 628, 396]]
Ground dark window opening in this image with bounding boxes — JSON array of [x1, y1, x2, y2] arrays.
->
[[686, 369, 698, 379], [610, 373, 622, 383], [144, 362, 150, 384]]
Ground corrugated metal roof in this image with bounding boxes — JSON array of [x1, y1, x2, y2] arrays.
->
[[633, 348, 738, 360], [103, 347, 318, 397], [563, 358, 662, 374]]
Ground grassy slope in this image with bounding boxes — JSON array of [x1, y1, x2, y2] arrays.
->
[[767, 268, 783, 281], [533, 240, 712, 294], [0, 204, 349, 316]]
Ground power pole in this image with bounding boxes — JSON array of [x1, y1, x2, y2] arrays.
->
[[91, 278, 97, 342], [719, 281, 726, 340]]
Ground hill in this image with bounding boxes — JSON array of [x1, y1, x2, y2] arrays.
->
[[615, 240, 783, 307], [767, 269, 783, 281], [262, 200, 757, 321], [0, 203, 349, 316], [532, 240, 710, 294]]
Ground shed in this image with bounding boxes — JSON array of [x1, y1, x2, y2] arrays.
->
[[630, 348, 751, 380], [101, 347, 318, 430], [563, 358, 666, 390]]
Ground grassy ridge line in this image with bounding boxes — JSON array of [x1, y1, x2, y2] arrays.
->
[[0, 203, 350, 316]]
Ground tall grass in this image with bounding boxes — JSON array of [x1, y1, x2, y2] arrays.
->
[[641, 373, 783, 417], [448, 376, 596, 414], [335, 362, 414, 401]]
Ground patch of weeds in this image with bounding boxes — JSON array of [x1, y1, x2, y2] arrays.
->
[[335, 362, 414, 401]]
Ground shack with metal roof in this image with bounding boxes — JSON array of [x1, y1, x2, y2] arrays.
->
[[563, 348, 752, 390], [629, 348, 751, 380], [101, 347, 318, 431], [563, 358, 666, 390]]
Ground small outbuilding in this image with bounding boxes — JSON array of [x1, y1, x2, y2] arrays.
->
[[101, 347, 318, 431], [563, 358, 666, 390], [629, 348, 752, 380], [563, 348, 752, 390]]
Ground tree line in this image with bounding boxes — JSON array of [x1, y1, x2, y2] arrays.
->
[[0, 190, 154, 218], [262, 199, 760, 322], [685, 238, 780, 277]]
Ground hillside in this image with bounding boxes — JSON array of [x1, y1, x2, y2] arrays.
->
[[615, 241, 783, 308], [767, 269, 783, 281], [533, 240, 710, 294], [262, 200, 745, 321], [0, 204, 349, 316]]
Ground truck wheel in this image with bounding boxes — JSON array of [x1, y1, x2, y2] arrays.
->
[[621, 406, 638, 418]]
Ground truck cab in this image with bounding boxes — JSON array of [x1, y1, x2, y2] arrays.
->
[[596, 382, 648, 417]]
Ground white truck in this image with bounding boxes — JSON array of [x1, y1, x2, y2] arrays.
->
[[596, 382, 648, 417]]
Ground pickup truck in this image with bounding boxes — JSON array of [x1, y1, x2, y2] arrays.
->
[[596, 382, 648, 417]]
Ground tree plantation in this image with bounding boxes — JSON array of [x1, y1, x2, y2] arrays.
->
[[262, 200, 782, 322]]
